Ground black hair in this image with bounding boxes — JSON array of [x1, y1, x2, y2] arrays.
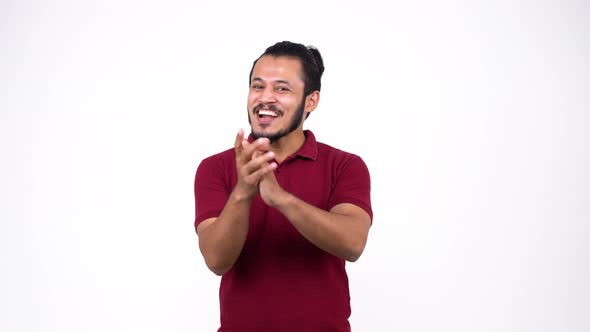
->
[[249, 41, 325, 97]]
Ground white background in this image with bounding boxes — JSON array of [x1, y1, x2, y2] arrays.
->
[[1, 0, 588, 331]]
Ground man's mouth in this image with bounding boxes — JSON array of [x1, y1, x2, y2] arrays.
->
[[255, 105, 281, 119], [257, 109, 279, 118]]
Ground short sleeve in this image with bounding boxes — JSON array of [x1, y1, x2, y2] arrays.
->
[[328, 154, 373, 221], [194, 154, 232, 232]]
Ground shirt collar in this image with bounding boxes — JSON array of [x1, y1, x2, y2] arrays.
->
[[246, 130, 318, 161], [296, 130, 318, 160]]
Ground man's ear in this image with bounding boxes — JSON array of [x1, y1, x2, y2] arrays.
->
[[304, 91, 320, 114]]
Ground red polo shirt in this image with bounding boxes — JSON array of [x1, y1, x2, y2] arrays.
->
[[194, 130, 372, 332]]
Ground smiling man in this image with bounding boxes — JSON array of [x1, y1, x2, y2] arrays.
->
[[194, 41, 373, 332]]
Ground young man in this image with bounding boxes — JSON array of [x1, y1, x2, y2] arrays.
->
[[194, 41, 373, 331]]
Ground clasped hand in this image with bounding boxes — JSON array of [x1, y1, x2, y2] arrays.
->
[[233, 129, 285, 207]]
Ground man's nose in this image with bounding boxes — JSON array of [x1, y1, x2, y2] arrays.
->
[[259, 87, 276, 103]]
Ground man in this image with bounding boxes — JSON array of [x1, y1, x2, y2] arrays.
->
[[194, 41, 372, 331]]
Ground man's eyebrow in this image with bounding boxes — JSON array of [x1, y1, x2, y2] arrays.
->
[[274, 80, 292, 86], [251, 77, 292, 86]]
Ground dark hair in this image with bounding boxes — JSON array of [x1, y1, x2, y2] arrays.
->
[[249, 41, 325, 97]]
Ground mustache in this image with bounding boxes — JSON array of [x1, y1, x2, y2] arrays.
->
[[253, 104, 283, 115]]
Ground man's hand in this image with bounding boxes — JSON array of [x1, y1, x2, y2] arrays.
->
[[259, 169, 289, 207], [245, 139, 288, 208], [233, 129, 277, 201]]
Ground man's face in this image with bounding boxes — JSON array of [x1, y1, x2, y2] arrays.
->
[[248, 56, 307, 143]]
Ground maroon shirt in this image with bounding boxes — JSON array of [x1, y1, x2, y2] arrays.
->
[[194, 130, 372, 332]]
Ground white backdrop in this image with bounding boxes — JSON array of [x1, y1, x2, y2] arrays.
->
[[1, 1, 588, 331]]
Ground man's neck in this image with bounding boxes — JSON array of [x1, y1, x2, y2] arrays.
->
[[268, 129, 306, 163]]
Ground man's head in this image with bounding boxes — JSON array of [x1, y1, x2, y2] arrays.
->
[[248, 41, 324, 143], [249, 41, 325, 98]]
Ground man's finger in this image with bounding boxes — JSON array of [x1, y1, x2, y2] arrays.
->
[[246, 161, 278, 182], [252, 149, 262, 159], [243, 137, 270, 156], [242, 150, 275, 174], [234, 128, 245, 152]]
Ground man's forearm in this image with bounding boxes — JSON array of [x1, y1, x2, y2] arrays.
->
[[273, 193, 371, 262], [198, 191, 252, 275]]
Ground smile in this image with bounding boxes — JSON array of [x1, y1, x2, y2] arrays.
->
[[257, 109, 280, 118]]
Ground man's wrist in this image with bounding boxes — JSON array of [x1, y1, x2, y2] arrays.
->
[[230, 187, 254, 204], [272, 190, 296, 210]]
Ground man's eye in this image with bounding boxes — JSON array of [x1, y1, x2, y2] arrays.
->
[[276, 87, 289, 92], [252, 85, 263, 90]]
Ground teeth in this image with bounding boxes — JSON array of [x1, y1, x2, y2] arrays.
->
[[258, 110, 279, 117]]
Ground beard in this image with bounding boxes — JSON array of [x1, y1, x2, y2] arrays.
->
[[248, 96, 306, 143]]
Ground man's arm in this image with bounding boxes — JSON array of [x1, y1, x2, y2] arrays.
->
[[258, 169, 371, 262], [196, 193, 251, 276], [196, 130, 276, 275], [281, 198, 371, 262]]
